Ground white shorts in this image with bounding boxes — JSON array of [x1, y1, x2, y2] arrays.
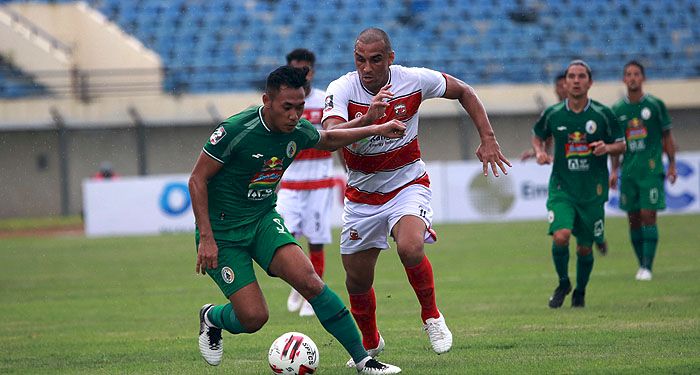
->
[[276, 187, 333, 244], [340, 184, 434, 255]]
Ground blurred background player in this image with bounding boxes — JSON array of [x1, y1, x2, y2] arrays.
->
[[190, 65, 403, 374], [276, 49, 334, 317], [92, 161, 118, 180], [322, 28, 511, 365], [522, 71, 609, 256], [532, 60, 625, 308], [610, 60, 677, 281]]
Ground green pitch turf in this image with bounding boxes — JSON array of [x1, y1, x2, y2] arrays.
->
[[1, 215, 698, 374]]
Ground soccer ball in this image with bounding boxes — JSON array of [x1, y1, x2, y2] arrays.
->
[[268, 332, 319, 374]]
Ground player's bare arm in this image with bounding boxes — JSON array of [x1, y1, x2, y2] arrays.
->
[[442, 73, 511, 177], [188, 152, 224, 274], [589, 139, 626, 157], [610, 154, 621, 189], [663, 129, 677, 184], [316, 119, 406, 151], [322, 84, 393, 131], [532, 135, 552, 165]]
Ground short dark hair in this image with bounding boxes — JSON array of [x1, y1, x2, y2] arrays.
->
[[356, 27, 393, 53], [555, 72, 566, 83], [265, 65, 308, 95], [565, 59, 592, 80], [286, 48, 315, 66], [624, 60, 645, 77]]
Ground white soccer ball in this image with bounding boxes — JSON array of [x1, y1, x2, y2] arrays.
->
[[268, 332, 319, 374]]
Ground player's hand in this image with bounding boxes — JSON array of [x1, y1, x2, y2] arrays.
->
[[196, 237, 219, 275], [590, 141, 608, 156], [667, 162, 677, 185], [377, 119, 406, 138], [609, 169, 619, 189], [520, 148, 536, 161], [365, 84, 393, 124], [475, 138, 511, 177], [535, 151, 553, 165]]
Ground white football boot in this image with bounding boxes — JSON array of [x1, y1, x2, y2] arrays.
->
[[346, 334, 385, 368], [635, 268, 645, 280], [198, 304, 223, 366], [356, 357, 401, 374], [287, 288, 303, 312], [637, 268, 653, 281], [299, 300, 315, 317], [424, 312, 452, 354]]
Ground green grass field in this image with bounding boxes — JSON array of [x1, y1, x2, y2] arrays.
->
[[1, 215, 699, 374]]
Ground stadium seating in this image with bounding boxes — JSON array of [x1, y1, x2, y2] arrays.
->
[[1, 0, 698, 96]]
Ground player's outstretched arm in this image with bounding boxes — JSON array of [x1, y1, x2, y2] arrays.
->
[[322, 84, 393, 130], [189, 152, 224, 274], [315, 119, 406, 151], [442, 74, 511, 177]]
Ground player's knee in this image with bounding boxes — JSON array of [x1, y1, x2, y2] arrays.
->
[[295, 274, 325, 299], [345, 272, 373, 294], [576, 246, 592, 256], [552, 230, 571, 246], [396, 239, 425, 266]]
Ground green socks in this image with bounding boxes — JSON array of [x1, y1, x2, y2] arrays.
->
[[552, 243, 570, 285], [641, 225, 659, 271], [630, 228, 644, 266], [309, 285, 367, 364], [207, 303, 246, 334], [576, 253, 594, 292]]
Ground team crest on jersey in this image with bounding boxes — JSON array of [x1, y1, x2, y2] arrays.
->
[[641, 107, 651, 120], [324, 95, 334, 111], [585, 120, 597, 134], [221, 267, 235, 284], [547, 210, 554, 223], [394, 103, 407, 118], [286, 141, 297, 158], [209, 126, 226, 145], [349, 228, 362, 241]]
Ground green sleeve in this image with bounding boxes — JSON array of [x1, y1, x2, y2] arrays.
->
[[203, 122, 237, 164], [532, 108, 551, 139], [297, 119, 321, 149], [655, 97, 672, 130], [604, 107, 625, 144]]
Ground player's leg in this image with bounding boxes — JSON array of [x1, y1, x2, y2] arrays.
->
[[547, 199, 575, 308], [271, 244, 399, 373], [299, 243, 325, 316], [197, 237, 267, 366], [637, 176, 665, 280], [620, 176, 645, 276], [389, 186, 451, 354], [570, 203, 603, 307]]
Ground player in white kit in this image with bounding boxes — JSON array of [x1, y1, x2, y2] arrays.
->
[[322, 28, 511, 366], [277, 49, 336, 317]]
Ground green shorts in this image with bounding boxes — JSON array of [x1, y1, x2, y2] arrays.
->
[[195, 209, 299, 297], [619, 175, 666, 212], [547, 197, 605, 247]]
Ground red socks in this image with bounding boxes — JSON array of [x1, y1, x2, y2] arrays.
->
[[309, 250, 324, 279], [349, 288, 380, 349], [405, 256, 440, 322]]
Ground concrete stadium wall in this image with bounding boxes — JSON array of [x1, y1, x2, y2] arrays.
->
[[1, 108, 698, 219]]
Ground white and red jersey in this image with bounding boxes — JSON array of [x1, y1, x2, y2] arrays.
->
[[322, 65, 447, 205], [280, 87, 335, 190]]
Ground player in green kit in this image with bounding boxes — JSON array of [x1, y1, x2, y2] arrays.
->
[[188, 66, 403, 374], [532, 60, 626, 308], [610, 60, 677, 281]]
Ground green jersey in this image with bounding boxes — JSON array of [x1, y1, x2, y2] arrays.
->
[[202, 106, 321, 231], [612, 94, 671, 177], [533, 99, 624, 204]]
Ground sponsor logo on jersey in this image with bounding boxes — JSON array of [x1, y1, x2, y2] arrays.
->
[[565, 131, 591, 157], [626, 118, 647, 140], [585, 120, 597, 134], [252, 153, 263, 158], [286, 141, 297, 158], [557, 126, 567, 131], [263, 156, 285, 170], [222, 267, 235, 284], [641, 107, 651, 120], [210, 126, 226, 145], [324, 95, 334, 111]]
